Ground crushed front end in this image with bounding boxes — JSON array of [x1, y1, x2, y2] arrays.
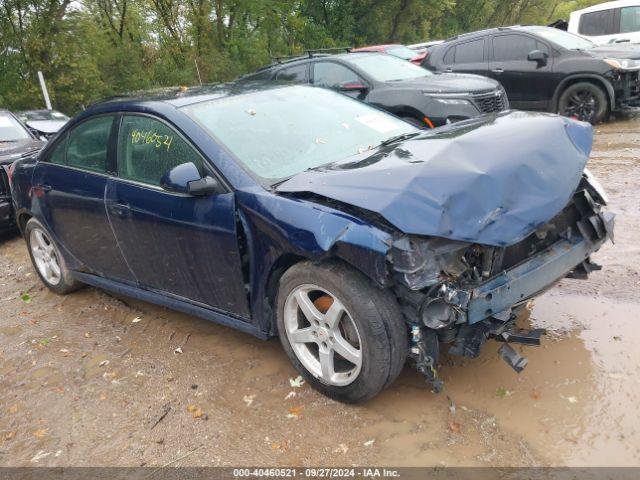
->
[[388, 173, 614, 391]]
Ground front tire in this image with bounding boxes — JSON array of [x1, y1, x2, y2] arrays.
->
[[276, 261, 408, 403], [24, 218, 82, 295], [558, 82, 608, 124]]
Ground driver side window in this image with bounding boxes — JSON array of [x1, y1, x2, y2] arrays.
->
[[313, 62, 362, 88], [117, 116, 203, 186]]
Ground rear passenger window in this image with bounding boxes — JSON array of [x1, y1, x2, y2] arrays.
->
[[66, 116, 114, 173], [493, 34, 539, 61], [454, 39, 485, 64], [620, 7, 640, 33], [443, 47, 455, 65], [275, 64, 308, 83], [117, 116, 203, 187], [579, 9, 616, 36]]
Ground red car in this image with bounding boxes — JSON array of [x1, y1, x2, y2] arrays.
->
[[351, 44, 427, 65]]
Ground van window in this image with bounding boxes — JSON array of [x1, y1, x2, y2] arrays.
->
[[620, 6, 640, 33], [579, 9, 616, 36]]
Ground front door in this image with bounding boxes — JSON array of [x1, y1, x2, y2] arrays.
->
[[105, 114, 250, 318], [488, 33, 554, 110], [31, 115, 135, 282]]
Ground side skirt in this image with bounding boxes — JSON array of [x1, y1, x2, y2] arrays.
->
[[72, 271, 267, 340]]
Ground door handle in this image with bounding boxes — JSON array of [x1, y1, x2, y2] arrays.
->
[[492, 68, 504, 73], [34, 184, 52, 192], [108, 202, 131, 218], [444, 68, 453, 73]]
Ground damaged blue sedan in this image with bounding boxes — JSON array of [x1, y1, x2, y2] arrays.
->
[[10, 84, 614, 402]]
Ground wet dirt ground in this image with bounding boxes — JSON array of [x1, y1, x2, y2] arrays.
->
[[1, 113, 639, 467]]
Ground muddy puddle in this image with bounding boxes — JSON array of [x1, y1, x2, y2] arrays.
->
[[1, 115, 639, 467]]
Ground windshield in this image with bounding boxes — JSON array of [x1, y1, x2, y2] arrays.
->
[[21, 110, 69, 121], [182, 86, 416, 183], [343, 53, 432, 82], [0, 113, 31, 141], [386, 45, 419, 60], [522, 26, 596, 50]]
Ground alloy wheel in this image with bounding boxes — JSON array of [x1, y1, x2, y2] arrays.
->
[[283, 284, 362, 386], [30, 228, 62, 286], [563, 90, 597, 122]]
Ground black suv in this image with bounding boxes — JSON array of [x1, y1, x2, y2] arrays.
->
[[422, 26, 640, 123], [241, 51, 508, 127]]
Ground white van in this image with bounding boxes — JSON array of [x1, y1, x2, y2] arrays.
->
[[568, 0, 640, 45]]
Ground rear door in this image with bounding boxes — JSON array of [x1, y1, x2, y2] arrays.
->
[[106, 113, 250, 318], [489, 33, 554, 110], [442, 38, 489, 77], [31, 115, 135, 282]]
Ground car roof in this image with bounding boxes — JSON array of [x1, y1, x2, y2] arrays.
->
[[89, 82, 291, 111], [443, 25, 526, 43], [249, 51, 386, 75]]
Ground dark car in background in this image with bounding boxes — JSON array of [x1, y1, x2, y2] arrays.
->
[[17, 109, 70, 140], [10, 84, 613, 401], [240, 51, 508, 128], [0, 110, 44, 233], [422, 26, 640, 123], [351, 44, 427, 65]]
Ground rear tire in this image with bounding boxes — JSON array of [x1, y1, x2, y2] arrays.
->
[[24, 218, 82, 295], [558, 82, 608, 124], [276, 260, 408, 403]]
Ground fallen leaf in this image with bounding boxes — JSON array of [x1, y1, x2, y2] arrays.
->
[[99, 393, 107, 401], [173, 346, 183, 355], [131, 316, 142, 324], [243, 394, 256, 407], [30, 451, 50, 463], [560, 394, 578, 404], [98, 360, 109, 367], [449, 421, 461, 434], [284, 391, 296, 400], [363, 439, 375, 447], [4, 431, 16, 441], [286, 405, 304, 419], [289, 376, 305, 388], [187, 404, 205, 419], [33, 428, 48, 438], [271, 439, 289, 451], [38, 338, 50, 347], [21, 293, 31, 304], [495, 387, 512, 398], [334, 443, 349, 454], [84, 332, 91, 338]]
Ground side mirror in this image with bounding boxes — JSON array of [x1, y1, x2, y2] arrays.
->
[[527, 50, 548, 66], [160, 162, 222, 196], [338, 81, 368, 92]]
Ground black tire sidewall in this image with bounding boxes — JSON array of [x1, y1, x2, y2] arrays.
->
[[558, 82, 608, 124], [24, 218, 80, 295], [276, 261, 407, 403]]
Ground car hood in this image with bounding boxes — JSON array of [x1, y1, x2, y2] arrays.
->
[[587, 44, 640, 60], [0, 138, 45, 165], [276, 111, 592, 247], [390, 72, 500, 93], [25, 120, 67, 134]]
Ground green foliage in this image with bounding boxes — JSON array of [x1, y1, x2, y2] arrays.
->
[[0, 0, 594, 115]]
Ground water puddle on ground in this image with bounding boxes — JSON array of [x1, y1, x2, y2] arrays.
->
[[364, 291, 640, 466]]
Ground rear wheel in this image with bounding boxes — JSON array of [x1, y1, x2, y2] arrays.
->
[[24, 218, 81, 295], [276, 261, 408, 403], [558, 82, 608, 124]]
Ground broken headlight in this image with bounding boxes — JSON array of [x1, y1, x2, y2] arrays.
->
[[389, 236, 470, 290], [582, 168, 609, 205]]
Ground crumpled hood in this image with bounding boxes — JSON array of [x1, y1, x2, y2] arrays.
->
[[0, 138, 45, 165], [25, 120, 67, 135], [277, 111, 592, 247], [394, 72, 500, 93]]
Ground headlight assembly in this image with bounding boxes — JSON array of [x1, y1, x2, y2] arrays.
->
[[604, 58, 640, 71]]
